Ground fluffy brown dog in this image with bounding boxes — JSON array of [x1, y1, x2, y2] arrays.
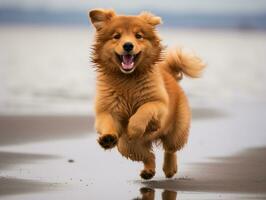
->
[[88, 9, 205, 180]]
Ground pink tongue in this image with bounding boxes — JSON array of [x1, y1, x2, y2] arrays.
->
[[122, 55, 134, 69]]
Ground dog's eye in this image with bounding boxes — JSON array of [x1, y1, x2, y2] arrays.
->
[[113, 33, 121, 40], [135, 33, 143, 39]]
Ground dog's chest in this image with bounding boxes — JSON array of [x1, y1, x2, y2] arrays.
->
[[103, 81, 156, 120], [108, 89, 143, 118]]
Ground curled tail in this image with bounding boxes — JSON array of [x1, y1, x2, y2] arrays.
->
[[162, 49, 206, 81]]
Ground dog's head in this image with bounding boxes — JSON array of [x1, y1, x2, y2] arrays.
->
[[89, 9, 163, 75]]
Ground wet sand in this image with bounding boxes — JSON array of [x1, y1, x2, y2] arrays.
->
[[0, 103, 266, 199], [0, 115, 94, 146]]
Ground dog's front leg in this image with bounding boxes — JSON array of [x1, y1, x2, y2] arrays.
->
[[95, 112, 118, 149], [127, 101, 167, 139]]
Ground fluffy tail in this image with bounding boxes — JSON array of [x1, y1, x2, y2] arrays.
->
[[162, 49, 206, 81]]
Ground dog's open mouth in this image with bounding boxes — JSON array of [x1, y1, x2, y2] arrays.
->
[[116, 52, 141, 74]]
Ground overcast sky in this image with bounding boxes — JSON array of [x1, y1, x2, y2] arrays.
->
[[0, 0, 266, 14]]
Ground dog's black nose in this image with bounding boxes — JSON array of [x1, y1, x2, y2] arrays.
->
[[123, 42, 134, 52]]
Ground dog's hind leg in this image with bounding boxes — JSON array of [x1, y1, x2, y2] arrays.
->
[[162, 151, 177, 178], [161, 127, 189, 178], [117, 135, 156, 180], [161, 91, 190, 178]]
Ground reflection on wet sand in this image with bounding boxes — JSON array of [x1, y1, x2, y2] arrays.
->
[[134, 187, 177, 200], [142, 147, 266, 197], [0, 115, 94, 146]]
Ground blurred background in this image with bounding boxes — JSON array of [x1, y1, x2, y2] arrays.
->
[[0, 0, 266, 115], [1, 1, 266, 199]]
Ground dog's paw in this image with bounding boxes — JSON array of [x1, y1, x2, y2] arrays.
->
[[145, 118, 160, 133], [97, 134, 118, 149], [164, 169, 177, 178], [140, 169, 155, 180], [163, 163, 177, 178]]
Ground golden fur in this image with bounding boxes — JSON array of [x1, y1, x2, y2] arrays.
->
[[88, 9, 205, 179]]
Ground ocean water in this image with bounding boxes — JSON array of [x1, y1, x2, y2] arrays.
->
[[0, 26, 266, 114]]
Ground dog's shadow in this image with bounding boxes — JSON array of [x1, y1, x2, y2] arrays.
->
[[133, 187, 177, 200]]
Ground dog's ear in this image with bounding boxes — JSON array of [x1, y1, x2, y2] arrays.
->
[[138, 11, 162, 26], [88, 9, 116, 30]]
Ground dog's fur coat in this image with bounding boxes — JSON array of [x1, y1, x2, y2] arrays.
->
[[88, 9, 205, 179]]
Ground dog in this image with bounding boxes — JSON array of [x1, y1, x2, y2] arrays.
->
[[88, 9, 205, 180]]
